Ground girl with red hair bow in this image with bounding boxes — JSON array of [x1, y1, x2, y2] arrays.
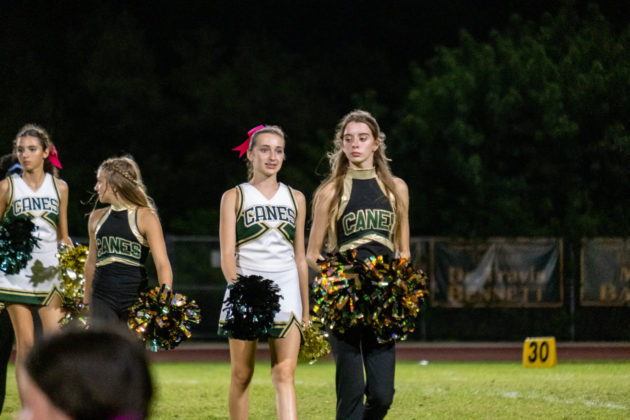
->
[[219, 125, 309, 420], [0, 124, 72, 406]]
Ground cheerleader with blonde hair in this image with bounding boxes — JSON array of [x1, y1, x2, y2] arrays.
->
[[218, 125, 309, 420], [84, 156, 172, 323]]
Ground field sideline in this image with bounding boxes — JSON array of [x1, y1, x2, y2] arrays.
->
[[146, 340, 630, 363], [3, 360, 629, 419]]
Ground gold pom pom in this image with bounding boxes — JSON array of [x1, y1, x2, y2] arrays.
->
[[299, 318, 331, 364], [58, 243, 88, 302]]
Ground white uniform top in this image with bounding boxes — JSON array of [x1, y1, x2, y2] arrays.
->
[[0, 173, 61, 305], [219, 182, 302, 338], [235, 182, 298, 272]]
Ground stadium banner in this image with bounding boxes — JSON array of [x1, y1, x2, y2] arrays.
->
[[581, 238, 630, 306], [426, 238, 563, 307]]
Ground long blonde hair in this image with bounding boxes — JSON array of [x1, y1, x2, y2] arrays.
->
[[14, 124, 59, 176], [313, 109, 405, 249], [97, 156, 157, 213]]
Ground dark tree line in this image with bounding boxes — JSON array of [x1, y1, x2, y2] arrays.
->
[[394, 3, 630, 239], [1, 1, 628, 239]]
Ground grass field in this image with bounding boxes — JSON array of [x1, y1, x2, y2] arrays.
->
[[3, 361, 629, 419]]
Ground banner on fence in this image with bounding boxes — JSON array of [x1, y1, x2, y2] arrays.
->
[[581, 239, 630, 306], [431, 239, 563, 307]]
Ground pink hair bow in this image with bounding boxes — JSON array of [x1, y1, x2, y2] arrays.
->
[[48, 145, 62, 169], [232, 125, 264, 158]]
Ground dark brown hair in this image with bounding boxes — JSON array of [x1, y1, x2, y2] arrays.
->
[[25, 325, 153, 420], [13, 124, 58, 176]]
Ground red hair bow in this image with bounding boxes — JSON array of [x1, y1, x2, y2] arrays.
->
[[232, 125, 264, 158], [48, 145, 62, 169]]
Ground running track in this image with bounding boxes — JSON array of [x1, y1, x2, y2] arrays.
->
[[149, 341, 630, 363]]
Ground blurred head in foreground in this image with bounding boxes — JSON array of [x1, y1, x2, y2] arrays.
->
[[19, 325, 153, 420]]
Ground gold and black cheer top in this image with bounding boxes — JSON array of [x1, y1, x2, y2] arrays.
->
[[332, 168, 396, 261], [95, 206, 149, 268], [92, 206, 150, 302]]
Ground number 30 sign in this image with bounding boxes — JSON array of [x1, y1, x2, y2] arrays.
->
[[522, 336, 557, 368]]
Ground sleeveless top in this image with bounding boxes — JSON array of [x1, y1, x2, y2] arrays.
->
[[91, 206, 150, 311], [94, 207, 150, 268], [234, 182, 298, 272], [5, 173, 60, 254], [0, 173, 62, 304], [332, 168, 396, 261]]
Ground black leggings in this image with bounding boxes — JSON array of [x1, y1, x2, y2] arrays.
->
[[91, 265, 147, 324], [0, 310, 14, 414], [90, 292, 139, 324], [330, 327, 396, 420]]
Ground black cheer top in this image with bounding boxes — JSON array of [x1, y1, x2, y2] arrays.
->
[[92, 207, 150, 300], [333, 168, 396, 261]]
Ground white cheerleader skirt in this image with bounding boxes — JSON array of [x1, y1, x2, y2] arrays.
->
[[0, 247, 61, 305], [218, 265, 303, 339]]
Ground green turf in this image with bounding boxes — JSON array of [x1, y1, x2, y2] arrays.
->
[[3, 361, 629, 419]]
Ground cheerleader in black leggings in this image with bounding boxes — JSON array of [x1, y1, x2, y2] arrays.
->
[[84, 156, 172, 323], [307, 110, 411, 420]]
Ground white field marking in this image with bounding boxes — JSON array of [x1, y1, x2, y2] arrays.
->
[[497, 391, 628, 410], [583, 400, 628, 410], [420, 387, 445, 395]]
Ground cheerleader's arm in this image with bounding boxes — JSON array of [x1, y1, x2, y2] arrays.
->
[[306, 182, 335, 271], [139, 207, 173, 288], [219, 188, 238, 284], [393, 177, 411, 259], [0, 178, 8, 219], [292, 189, 310, 322], [84, 209, 102, 305], [55, 178, 73, 246]]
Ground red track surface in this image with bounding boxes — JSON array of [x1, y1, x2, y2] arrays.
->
[[148, 341, 630, 363]]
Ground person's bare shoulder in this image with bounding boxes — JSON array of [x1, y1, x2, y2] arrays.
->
[[290, 188, 306, 206], [392, 177, 409, 196], [0, 178, 9, 197], [88, 207, 108, 231], [315, 181, 336, 204], [221, 187, 238, 202], [54, 177, 69, 193]]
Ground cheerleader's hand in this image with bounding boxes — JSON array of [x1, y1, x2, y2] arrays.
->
[[58, 237, 74, 249]]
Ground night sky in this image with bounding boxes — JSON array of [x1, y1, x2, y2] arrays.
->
[[1, 0, 628, 236]]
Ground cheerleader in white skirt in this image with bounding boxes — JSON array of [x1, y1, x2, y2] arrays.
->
[[0, 125, 72, 405], [219, 125, 308, 420]]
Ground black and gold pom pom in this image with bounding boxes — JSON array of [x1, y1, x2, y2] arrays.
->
[[128, 284, 201, 351]]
